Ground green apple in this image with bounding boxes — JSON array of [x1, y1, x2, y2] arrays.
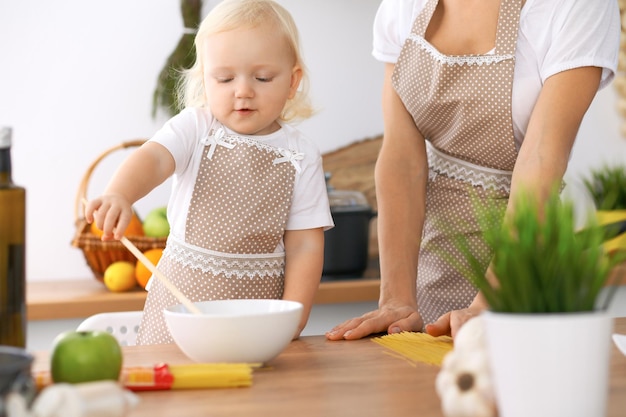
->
[[143, 206, 170, 238], [50, 330, 123, 384]]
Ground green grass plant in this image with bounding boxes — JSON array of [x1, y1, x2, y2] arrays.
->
[[440, 189, 625, 313], [582, 164, 626, 210]]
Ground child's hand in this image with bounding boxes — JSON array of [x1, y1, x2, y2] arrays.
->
[[84, 195, 133, 241]]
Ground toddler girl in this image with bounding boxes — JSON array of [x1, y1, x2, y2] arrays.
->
[[85, 0, 333, 345]]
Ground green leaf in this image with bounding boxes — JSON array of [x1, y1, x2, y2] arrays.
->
[[582, 164, 626, 210], [436, 187, 624, 313]]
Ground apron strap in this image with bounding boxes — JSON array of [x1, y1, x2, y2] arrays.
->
[[411, 0, 439, 37], [495, 0, 524, 56]]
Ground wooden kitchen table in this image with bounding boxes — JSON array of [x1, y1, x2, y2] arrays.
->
[[33, 317, 626, 417]]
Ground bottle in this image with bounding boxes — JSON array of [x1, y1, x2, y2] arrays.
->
[[0, 127, 26, 347]]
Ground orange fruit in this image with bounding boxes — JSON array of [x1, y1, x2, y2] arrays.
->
[[89, 221, 104, 237], [125, 212, 145, 237], [90, 210, 145, 238], [135, 248, 164, 289]]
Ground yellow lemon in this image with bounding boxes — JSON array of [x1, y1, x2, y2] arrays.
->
[[103, 261, 137, 292]]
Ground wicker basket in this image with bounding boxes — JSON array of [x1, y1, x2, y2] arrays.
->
[[71, 140, 168, 281]]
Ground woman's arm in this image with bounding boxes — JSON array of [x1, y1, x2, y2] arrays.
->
[[508, 66, 602, 206], [326, 62, 428, 340], [85, 142, 175, 240], [426, 65, 603, 338], [377, 62, 429, 325], [282, 227, 325, 339]]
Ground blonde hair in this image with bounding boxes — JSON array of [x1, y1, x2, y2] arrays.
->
[[178, 0, 313, 122]]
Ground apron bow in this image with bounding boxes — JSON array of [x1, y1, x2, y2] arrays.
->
[[203, 128, 236, 160], [274, 149, 304, 173]]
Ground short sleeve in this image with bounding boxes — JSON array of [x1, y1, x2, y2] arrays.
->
[[284, 129, 334, 231], [148, 108, 214, 175], [372, 0, 424, 63], [538, 0, 619, 89], [286, 156, 333, 231]]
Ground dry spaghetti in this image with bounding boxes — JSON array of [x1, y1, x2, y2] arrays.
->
[[372, 332, 454, 366]]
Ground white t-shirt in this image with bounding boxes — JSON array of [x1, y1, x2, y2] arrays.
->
[[372, 0, 620, 148], [149, 107, 334, 252]]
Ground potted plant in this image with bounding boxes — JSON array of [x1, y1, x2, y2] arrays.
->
[[152, 0, 202, 118], [440, 189, 626, 417], [582, 164, 626, 254]]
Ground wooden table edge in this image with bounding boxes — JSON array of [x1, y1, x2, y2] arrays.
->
[[26, 278, 381, 321]]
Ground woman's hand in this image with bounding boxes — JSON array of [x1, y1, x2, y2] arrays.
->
[[425, 293, 488, 338], [325, 301, 424, 340], [425, 307, 481, 339]]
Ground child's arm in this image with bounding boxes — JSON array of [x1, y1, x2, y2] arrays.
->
[[84, 142, 175, 241], [282, 227, 325, 339]]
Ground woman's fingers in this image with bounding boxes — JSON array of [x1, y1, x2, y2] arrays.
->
[[425, 312, 452, 337], [426, 308, 482, 339], [325, 313, 381, 340], [325, 307, 423, 340]]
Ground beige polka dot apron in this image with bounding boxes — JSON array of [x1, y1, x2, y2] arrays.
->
[[392, 0, 522, 326], [137, 124, 300, 345]]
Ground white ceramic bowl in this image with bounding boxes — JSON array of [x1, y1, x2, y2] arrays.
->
[[163, 299, 303, 364]]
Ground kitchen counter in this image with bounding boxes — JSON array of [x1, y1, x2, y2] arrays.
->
[[26, 259, 381, 321], [31, 317, 626, 417], [26, 259, 626, 321]]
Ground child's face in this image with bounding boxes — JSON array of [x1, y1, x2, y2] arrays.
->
[[201, 23, 302, 136]]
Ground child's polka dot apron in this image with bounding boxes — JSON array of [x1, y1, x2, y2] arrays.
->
[[137, 124, 300, 345], [392, 0, 522, 327]]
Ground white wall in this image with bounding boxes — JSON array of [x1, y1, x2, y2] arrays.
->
[[1, 1, 625, 282]]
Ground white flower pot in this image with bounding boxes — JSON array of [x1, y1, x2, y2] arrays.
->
[[483, 311, 613, 417]]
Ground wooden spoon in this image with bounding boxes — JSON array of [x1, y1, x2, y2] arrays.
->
[[82, 198, 201, 315], [119, 236, 202, 315]]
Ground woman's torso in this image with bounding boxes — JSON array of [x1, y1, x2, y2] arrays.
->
[[372, 0, 619, 150]]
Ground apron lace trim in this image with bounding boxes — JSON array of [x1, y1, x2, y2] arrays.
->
[[203, 127, 303, 172], [408, 34, 515, 66], [164, 235, 286, 279], [426, 142, 512, 193]]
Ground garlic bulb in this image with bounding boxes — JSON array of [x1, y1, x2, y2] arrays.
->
[[30, 381, 139, 417], [435, 316, 497, 417], [451, 314, 487, 355]]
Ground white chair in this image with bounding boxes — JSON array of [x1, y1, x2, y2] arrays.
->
[[76, 311, 143, 346]]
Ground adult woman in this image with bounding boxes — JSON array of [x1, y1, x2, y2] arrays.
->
[[326, 0, 619, 340]]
